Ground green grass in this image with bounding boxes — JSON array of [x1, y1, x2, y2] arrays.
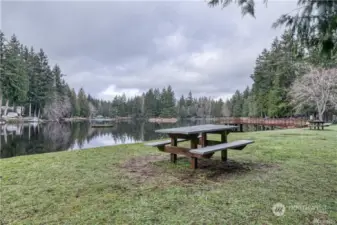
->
[[1, 126, 337, 225]]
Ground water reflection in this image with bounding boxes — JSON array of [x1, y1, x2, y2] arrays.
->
[[0, 120, 278, 159], [0, 121, 185, 158]]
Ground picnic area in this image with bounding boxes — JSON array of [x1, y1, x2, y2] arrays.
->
[[1, 125, 336, 224], [145, 124, 254, 169]]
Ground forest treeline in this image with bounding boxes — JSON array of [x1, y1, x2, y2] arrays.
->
[[0, 28, 336, 121], [225, 31, 336, 119], [0, 30, 233, 120]]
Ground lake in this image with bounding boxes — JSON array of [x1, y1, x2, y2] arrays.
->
[[0, 120, 276, 158]]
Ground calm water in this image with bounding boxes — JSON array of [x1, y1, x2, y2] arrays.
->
[[0, 120, 276, 158]]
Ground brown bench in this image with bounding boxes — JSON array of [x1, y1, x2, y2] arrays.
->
[[189, 140, 254, 168]]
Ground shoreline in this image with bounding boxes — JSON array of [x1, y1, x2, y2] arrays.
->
[[0, 116, 315, 127], [148, 117, 178, 123]]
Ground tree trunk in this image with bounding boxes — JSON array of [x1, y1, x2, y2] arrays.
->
[[318, 112, 324, 121], [3, 126, 7, 144], [28, 123, 31, 141], [4, 100, 9, 116], [0, 91, 2, 117], [29, 103, 32, 117]]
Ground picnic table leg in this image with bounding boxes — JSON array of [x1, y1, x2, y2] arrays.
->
[[221, 131, 228, 162], [170, 137, 177, 163], [190, 136, 199, 169], [200, 133, 207, 147]]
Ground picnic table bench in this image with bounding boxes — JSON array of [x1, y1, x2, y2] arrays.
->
[[144, 124, 254, 169]]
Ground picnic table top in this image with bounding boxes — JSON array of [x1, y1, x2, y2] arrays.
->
[[155, 124, 238, 135], [309, 120, 324, 123]]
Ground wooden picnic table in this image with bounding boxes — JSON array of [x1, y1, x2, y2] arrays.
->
[[308, 120, 325, 130], [145, 124, 254, 169]]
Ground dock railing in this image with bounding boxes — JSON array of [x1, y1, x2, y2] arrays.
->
[[217, 117, 307, 128]]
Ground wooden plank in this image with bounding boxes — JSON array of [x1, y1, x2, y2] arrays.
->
[[171, 137, 177, 146], [191, 157, 198, 169], [190, 136, 199, 149], [200, 133, 207, 147], [163, 146, 213, 159], [221, 131, 228, 143], [189, 140, 254, 155], [144, 138, 186, 147], [221, 131, 228, 161], [169, 133, 199, 140], [163, 146, 191, 155], [155, 124, 238, 135], [190, 135, 200, 169], [206, 129, 234, 134], [170, 137, 177, 163]]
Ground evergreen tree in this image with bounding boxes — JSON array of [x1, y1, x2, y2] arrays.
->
[[2, 35, 28, 104], [69, 88, 80, 117], [36, 49, 54, 112], [231, 90, 243, 117], [52, 64, 66, 98], [78, 88, 90, 117]]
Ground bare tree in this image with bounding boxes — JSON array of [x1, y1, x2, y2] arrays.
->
[[289, 66, 337, 121], [88, 102, 97, 118], [43, 96, 72, 121], [221, 102, 231, 117]]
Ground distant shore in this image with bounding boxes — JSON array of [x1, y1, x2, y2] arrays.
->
[[148, 118, 178, 123], [1, 116, 315, 127]]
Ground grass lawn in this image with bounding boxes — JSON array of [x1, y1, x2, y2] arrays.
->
[[1, 126, 336, 225]]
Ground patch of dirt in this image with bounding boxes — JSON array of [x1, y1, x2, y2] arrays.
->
[[120, 155, 167, 183], [177, 158, 280, 183], [307, 213, 336, 225], [120, 154, 280, 185]]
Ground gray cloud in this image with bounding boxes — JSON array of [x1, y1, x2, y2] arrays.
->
[[1, 1, 297, 100]]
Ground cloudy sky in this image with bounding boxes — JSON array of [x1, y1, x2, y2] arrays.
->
[[1, 0, 297, 101]]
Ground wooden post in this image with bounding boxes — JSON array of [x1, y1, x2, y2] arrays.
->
[[170, 154, 177, 163], [221, 131, 228, 161], [221, 150, 227, 161], [240, 124, 243, 132], [170, 137, 177, 163], [201, 133, 207, 147], [190, 135, 199, 169], [191, 157, 198, 169]]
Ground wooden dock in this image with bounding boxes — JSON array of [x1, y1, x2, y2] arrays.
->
[[217, 117, 307, 128]]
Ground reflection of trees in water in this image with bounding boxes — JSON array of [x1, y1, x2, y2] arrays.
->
[[0, 123, 76, 158], [0, 121, 166, 158], [42, 122, 73, 151], [3, 120, 261, 158]]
